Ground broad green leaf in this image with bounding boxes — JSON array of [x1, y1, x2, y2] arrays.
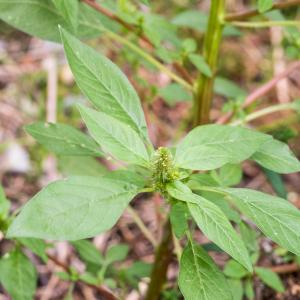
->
[[219, 188, 300, 256], [0, 250, 37, 300], [179, 243, 232, 300], [228, 279, 243, 300], [19, 238, 48, 262], [105, 244, 129, 264], [60, 28, 150, 143], [0, 185, 9, 219], [223, 259, 248, 279], [200, 191, 241, 223], [258, 0, 273, 13], [217, 164, 242, 187], [58, 156, 108, 177], [158, 83, 192, 106], [214, 77, 246, 99], [251, 139, 300, 173], [170, 201, 189, 238], [188, 53, 212, 77], [0, 0, 107, 42], [175, 124, 271, 170], [72, 240, 103, 265], [53, 0, 79, 30], [167, 182, 252, 271], [25, 122, 102, 157], [78, 106, 150, 166], [7, 176, 139, 240], [187, 173, 220, 189], [255, 267, 284, 292]]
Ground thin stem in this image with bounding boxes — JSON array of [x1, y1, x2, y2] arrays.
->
[[193, 0, 225, 126], [231, 103, 296, 126], [229, 20, 300, 28], [216, 61, 300, 124], [127, 206, 158, 248], [225, 0, 300, 22], [105, 30, 193, 91], [144, 219, 173, 300], [47, 254, 118, 300]]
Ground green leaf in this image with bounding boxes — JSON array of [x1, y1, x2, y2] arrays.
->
[[255, 267, 284, 292], [19, 238, 48, 262], [170, 201, 189, 238], [258, 0, 273, 13], [188, 54, 212, 77], [58, 156, 108, 177], [244, 278, 254, 300], [78, 105, 150, 166], [60, 28, 150, 143], [175, 124, 271, 170], [214, 77, 246, 99], [0, 0, 106, 42], [251, 139, 300, 174], [158, 83, 192, 106], [217, 164, 242, 187], [167, 182, 252, 271], [219, 188, 300, 256], [179, 243, 232, 300], [239, 222, 258, 254], [0, 185, 9, 219], [7, 176, 139, 240], [0, 250, 37, 300], [52, 0, 79, 30], [72, 240, 103, 265], [223, 259, 248, 279], [263, 168, 287, 198], [25, 122, 102, 157], [105, 244, 129, 264], [228, 279, 243, 300]]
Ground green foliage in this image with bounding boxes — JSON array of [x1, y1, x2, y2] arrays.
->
[[251, 139, 300, 173], [158, 83, 192, 105], [78, 105, 150, 165], [52, 0, 79, 31], [0, 0, 107, 42], [25, 122, 103, 157], [60, 28, 150, 143], [174, 124, 271, 170], [0, 250, 37, 300], [258, 0, 273, 13], [1, 1, 300, 297], [179, 242, 232, 300], [7, 176, 140, 240], [255, 267, 284, 292]]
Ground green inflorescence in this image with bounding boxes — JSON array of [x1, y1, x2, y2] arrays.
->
[[151, 147, 180, 193]]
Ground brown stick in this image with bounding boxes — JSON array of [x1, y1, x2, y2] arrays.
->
[[82, 0, 153, 46], [225, 0, 300, 22], [47, 254, 118, 300], [270, 262, 299, 274], [216, 61, 300, 124]]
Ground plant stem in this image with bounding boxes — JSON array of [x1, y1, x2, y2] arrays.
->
[[231, 102, 297, 126], [104, 30, 193, 91], [127, 206, 158, 248], [229, 20, 300, 28], [193, 0, 225, 126], [225, 0, 300, 21], [144, 219, 173, 300]]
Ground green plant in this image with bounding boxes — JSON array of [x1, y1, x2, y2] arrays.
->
[[1, 0, 300, 299]]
